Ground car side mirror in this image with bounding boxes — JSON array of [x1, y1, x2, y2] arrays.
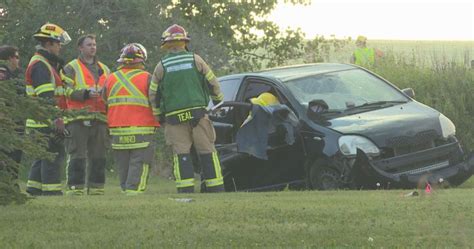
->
[[402, 88, 415, 98]]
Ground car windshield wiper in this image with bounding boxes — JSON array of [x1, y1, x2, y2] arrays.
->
[[345, 100, 407, 111]]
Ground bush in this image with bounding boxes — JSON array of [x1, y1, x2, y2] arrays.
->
[[370, 52, 474, 150]]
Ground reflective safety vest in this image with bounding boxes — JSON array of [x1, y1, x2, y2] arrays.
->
[[354, 47, 375, 67], [160, 52, 209, 122], [63, 59, 110, 115], [106, 68, 159, 127], [106, 68, 160, 149], [25, 53, 67, 128]]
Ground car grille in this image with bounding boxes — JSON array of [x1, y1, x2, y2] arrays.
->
[[385, 130, 438, 156]]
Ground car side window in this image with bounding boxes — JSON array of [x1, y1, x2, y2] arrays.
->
[[219, 78, 241, 101], [242, 82, 273, 102]]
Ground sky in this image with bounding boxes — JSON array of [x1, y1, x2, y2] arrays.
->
[[269, 0, 474, 41]]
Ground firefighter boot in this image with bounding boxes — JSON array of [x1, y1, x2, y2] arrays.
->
[[173, 154, 195, 193], [200, 152, 224, 193], [66, 158, 86, 196], [88, 158, 106, 195]]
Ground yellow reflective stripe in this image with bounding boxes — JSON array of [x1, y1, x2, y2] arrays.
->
[[205, 178, 224, 187], [54, 86, 65, 96], [112, 142, 150, 150], [26, 180, 42, 189], [63, 114, 107, 123], [165, 106, 206, 116], [176, 178, 195, 188], [212, 152, 222, 178], [211, 93, 224, 101], [153, 108, 161, 115], [29, 55, 56, 85], [115, 70, 146, 98], [34, 83, 55, 95], [26, 85, 35, 96], [109, 68, 142, 98], [66, 189, 84, 195], [162, 54, 194, 67], [42, 183, 62, 191], [138, 163, 149, 192], [206, 151, 223, 187], [173, 154, 180, 181], [26, 119, 48, 128], [69, 59, 87, 88], [149, 80, 158, 92], [108, 96, 149, 107], [205, 70, 216, 81], [109, 127, 156, 135], [61, 71, 75, 87], [125, 190, 144, 196], [65, 87, 74, 97], [98, 62, 110, 75]]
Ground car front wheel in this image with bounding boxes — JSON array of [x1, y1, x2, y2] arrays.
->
[[309, 163, 344, 190]]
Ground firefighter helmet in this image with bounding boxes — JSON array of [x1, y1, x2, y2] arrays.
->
[[117, 43, 148, 64], [33, 23, 71, 45], [250, 92, 280, 106], [161, 24, 190, 46]]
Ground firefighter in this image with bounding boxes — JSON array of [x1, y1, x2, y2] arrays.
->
[[25, 23, 71, 196], [149, 24, 224, 193], [351, 35, 383, 67], [61, 34, 110, 195], [103, 43, 159, 195]]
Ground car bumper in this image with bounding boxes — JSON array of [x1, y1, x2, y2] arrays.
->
[[353, 142, 474, 188]]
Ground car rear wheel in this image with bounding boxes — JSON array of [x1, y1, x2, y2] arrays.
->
[[309, 164, 343, 190]]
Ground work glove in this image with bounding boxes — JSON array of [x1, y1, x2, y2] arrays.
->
[[53, 118, 65, 134]]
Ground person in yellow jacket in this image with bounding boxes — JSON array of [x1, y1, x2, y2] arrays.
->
[[149, 24, 224, 193], [61, 34, 110, 195], [25, 23, 71, 196], [351, 35, 383, 67]]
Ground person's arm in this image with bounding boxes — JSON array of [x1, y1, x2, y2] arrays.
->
[[149, 63, 164, 119], [194, 54, 223, 104], [30, 62, 55, 100], [60, 63, 90, 102]]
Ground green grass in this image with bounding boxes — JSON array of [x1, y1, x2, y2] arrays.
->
[[1, 176, 473, 248]]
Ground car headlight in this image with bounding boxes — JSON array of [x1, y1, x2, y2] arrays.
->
[[338, 135, 380, 156], [439, 114, 456, 138]]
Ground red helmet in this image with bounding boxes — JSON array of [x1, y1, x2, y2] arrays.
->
[[161, 24, 190, 45], [117, 43, 147, 64]]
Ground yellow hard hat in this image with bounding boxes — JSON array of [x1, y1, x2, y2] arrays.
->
[[356, 35, 367, 43], [33, 23, 71, 45], [250, 92, 280, 106]]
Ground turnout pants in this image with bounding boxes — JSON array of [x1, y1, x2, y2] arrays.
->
[[112, 134, 155, 195], [65, 120, 108, 195], [164, 115, 224, 193], [26, 131, 65, 196]]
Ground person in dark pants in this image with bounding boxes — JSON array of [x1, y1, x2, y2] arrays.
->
[[0, 45, 23, 188], [25, 23, 71, 196], [61, 34, 110, 196]]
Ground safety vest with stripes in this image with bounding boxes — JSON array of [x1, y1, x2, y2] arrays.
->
[[105, 68, 160, 129], [63, 59, 110, 117], [354, 47, 375, 67], [25, 53, 67, 128]]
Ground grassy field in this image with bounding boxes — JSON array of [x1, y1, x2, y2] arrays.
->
[[1, 176, 473, 248]]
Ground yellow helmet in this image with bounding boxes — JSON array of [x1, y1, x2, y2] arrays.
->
[[250, 92, 280, 106], [356, 35, 367, 44], [33, 23, 71, 45]]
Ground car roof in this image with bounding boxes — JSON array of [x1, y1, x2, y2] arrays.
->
[[219, 63, 357, 82]]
